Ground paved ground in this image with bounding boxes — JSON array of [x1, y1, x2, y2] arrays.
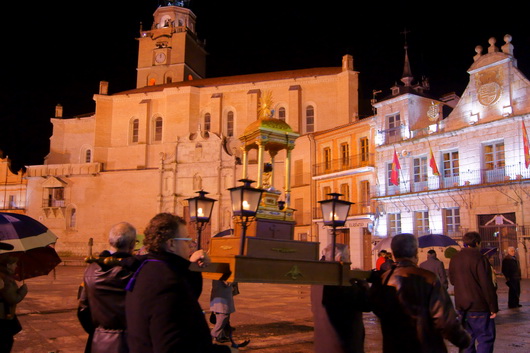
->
[[10, 261, 530, 353]]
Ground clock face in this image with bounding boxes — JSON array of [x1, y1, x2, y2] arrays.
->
[[155, 52, 166, 63]]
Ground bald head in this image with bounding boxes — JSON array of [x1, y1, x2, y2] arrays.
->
[[109, 222, 137, 253]]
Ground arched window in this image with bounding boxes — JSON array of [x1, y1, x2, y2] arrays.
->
[[85, 149, 92, 163], [204, 113, 211, 131], [306, 105, 315, 133], [278, 107, 286, 121], [69, 207, 77, 229], [153, 117, 163, 142], [131, 119, 139, 143], [227, 111, 234, 137]]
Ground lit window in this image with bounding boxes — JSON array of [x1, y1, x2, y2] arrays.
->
[[306, 106, 315, 133], [323, 147, 332, 170], [414, 211, 429, 235], [340, 143, 349, 168], [153, 117, 163, 142], [278, 107, 286, 121], [388, 213, 401, 236], [360, 137, 369, 163], [227, 112, 234, 137], [204, 113, 211, 131], [131, 119, 139, 143], [444, 208, 460, 234], [85, 149, 92, 163]]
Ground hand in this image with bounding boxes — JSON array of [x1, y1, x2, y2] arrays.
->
[[490, 312, 497, 319], [189, 250, 211, 268], [19, 283, 28, 296]]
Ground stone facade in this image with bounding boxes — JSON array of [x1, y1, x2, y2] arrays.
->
[[23, 4, 359, 255]]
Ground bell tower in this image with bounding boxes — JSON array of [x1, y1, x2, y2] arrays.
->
[[136, 2, 207, 88]]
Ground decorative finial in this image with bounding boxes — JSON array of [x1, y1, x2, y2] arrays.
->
[[502, 34, 514, 55], [488, 37, 499, 53], [258, 91, 274, 119], [473, 45, 483, 61]]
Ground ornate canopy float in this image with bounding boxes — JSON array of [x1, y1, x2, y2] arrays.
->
[[197, 92, 369, 285]]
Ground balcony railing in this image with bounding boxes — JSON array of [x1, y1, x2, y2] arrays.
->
[[314, 153, 374, 176], [375, 163, 530, 197]]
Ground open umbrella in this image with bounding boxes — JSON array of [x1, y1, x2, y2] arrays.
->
[[0, 213, 58, 251], [418, 234, 458, 248], [373, 236, 393, 252], [0, 213, 61, 280], [6, 245, 62, 281]]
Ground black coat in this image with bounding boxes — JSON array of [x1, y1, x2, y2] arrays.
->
[[369, 260, 470, 353], [78, 251, 135, 353], [502, 255, 521, 281], [125, 251, 230, 353], [449, 247, 499, 313]]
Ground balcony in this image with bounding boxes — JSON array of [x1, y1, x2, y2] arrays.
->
[[374, 164, 530, 197], [314, 153, 374, 176]]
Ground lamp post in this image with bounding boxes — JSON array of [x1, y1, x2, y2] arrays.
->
[[318, 192, 353, 261], [229, 179, 264, 255], [186, 190, 217, 250]]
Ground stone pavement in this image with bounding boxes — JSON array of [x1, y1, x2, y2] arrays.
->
[[10, 261, 530, 353]]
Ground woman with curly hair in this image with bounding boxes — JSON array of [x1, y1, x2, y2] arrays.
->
[[126, 213, 236, 353]]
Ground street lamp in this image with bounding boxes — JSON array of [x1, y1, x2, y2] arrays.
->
[[186, 190, 217, 250], [318, 192, 353, 261], [229, 179, 264, 255]]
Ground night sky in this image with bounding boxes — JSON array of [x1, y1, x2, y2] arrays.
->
[[1, 1, 528, 171]]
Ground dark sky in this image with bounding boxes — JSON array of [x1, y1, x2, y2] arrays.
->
[[1, 1, 528, 171]]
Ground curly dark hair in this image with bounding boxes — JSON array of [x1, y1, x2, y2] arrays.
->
[[143, 213, 187, 253]]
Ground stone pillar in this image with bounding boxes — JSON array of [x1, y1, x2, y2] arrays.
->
[[257, 141, 265, 188], [285, 146, 293, 208]]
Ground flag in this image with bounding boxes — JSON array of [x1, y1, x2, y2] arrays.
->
[[390, 148, 401, 186], [523, 120, 530, 168], [429, 147, 440, 176]]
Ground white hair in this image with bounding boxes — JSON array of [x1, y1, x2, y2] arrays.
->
[[108, 222, 137, 251]]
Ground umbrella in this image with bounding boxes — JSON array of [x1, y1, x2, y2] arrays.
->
[[418, 234, 458, 248], [5, 246, 62, 281], [0, 213, 58, 252], [481, 247, 498, 257], [373, 236, 393, 252]]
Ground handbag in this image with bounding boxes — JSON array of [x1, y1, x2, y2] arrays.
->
[[0, 316, 22, 336]]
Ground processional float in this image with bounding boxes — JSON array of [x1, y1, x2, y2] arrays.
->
[[192, 92, 369, 285]]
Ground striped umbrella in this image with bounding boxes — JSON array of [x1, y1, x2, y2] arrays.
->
[[0, 213, 58, 252]]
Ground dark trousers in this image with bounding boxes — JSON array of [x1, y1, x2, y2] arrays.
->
[[460, 311, 495, 353], [0, 333, 14, 353], [506, 279, 521, 308]]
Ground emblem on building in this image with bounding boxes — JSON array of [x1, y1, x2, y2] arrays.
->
[[427, 102, 440, 121], [476, 69, 503, 106]]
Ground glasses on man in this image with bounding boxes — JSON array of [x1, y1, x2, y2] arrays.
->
[[171, 237, 198, 247]]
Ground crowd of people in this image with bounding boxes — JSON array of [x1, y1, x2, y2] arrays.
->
[[0, 213, 524, 353]]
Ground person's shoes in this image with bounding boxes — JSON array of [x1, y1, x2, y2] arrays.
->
[[214, 336, 230, 343]]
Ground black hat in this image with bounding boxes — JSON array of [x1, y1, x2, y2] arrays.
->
[[0, 242, 14, 250]]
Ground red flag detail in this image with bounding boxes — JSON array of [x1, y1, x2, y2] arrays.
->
[[523, 121, 530, 168], [429, 148, 440, 176], [390, 148, 401, 186]]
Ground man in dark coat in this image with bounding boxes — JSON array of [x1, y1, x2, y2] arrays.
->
[[125, 213, 235, 353], [502, 246, 522, 308], [78, 221, 137, 353], [449, 231, 498, 353], [419, 249, 448, 290], [369, 233, 470, 353]]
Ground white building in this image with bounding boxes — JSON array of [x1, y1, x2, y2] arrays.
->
[[372, 35, 530, 275]]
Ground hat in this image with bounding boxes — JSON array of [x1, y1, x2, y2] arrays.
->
[[0, 242, 14, 251]]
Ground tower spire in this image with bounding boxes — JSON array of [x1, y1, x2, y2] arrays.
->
[[400, 29, 413, 87]]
